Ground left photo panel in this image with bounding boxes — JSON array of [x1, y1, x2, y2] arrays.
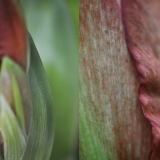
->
[[0, 0, 79, 160]]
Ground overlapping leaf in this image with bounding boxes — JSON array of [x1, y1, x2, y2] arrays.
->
[[0, 57, 27, 160], [0, 0, 55, 159], [20, 35, 54, 160], [0, 37, 55, 160]]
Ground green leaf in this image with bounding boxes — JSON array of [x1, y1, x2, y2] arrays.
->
[[20, 35, 54, 160], [0, 95, 26, 160], [0, 57, 28, 160], [6, 60, 26, 135], [21, 0, 78, 159], [0, 57, 31, 136]]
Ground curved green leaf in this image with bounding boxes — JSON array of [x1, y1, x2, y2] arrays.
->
[[0, 57, 31, 136], [0, 95, 26, 160], [20, 35, 54, 160], [0, 57, 27, 160], [20, 1, 78, 159]]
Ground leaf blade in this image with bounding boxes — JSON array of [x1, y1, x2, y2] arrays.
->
[[20, 35, 54, 160]]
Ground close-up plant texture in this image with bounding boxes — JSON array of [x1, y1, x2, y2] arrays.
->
[[5, 0, 160, 159], [80, 0, 160, 159]]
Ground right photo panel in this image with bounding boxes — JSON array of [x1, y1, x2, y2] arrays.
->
[[79, 0, 160, 159]]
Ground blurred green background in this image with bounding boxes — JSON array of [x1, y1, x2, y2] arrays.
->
[[20, 0, 79, 160]]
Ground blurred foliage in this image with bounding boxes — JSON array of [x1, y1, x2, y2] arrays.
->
[[20, 0, 79, 160]]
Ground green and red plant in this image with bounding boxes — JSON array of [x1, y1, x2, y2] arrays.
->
[[0, 0, 54, 160]]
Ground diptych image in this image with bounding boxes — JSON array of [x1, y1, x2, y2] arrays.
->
[[0, 0, 160, 160]]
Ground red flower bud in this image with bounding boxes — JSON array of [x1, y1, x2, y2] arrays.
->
[[0, 0, 27, 70]]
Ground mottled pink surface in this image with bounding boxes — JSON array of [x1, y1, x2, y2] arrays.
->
[[0, 0, 27, 70], [122, 0, 160, 159]]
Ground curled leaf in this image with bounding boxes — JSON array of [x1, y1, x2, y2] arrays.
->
[[0, 57, 32, 135], [0, 57, 30, 159], [0, 94, 26, 160]]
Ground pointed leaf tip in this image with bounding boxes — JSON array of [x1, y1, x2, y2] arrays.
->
[[0, 0, 27, 70]]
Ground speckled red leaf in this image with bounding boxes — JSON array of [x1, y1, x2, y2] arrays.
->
[[80, 0, 152, 159], [122, 0, 160, 159], [0, 0, 27, 70]]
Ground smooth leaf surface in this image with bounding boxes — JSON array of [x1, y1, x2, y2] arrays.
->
[[20, 35, 54, 160], [20, 1, 78, 159]]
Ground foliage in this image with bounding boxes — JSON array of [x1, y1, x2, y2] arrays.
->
[[20, 0, 79, 159]]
